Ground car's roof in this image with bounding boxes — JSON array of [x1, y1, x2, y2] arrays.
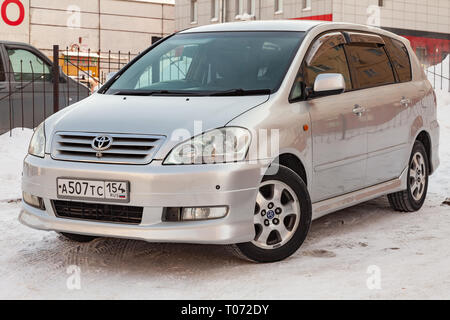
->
[[179, 20, 408, 45], [180, 20, 326, 33], [0, 40, 31, 46]]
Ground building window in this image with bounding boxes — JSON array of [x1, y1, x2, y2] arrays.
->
[[378, 0, 384, 6], [235, 0, 244, 18], [190, 0, 198, 23], [246, 0, 255, 15], [302, 0, 311, 10], [151, 36, 163, 44], [415, 47, 427, 64], [211, 0, 219, 21], [275, 0, 283, 14]]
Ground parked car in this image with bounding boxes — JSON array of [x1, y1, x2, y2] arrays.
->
[[20, 21, 440, 262], [0, 41, 90, 134]]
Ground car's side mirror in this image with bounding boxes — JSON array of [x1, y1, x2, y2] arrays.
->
[[106, 72, 117, 82], [312, 73, 345, 98]]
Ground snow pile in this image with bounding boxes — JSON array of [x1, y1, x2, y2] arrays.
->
[[429, 88, 450, 197], [435, 88, 450, 109], [427, 54, 449, 92], [426, 54, 449, 197], [0, 128, 33, 201]]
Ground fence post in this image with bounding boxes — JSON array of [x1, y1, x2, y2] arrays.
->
[[53, 45, 60, 114]]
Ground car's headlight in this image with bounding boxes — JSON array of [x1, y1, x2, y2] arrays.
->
[[28, 122, 46, 158], [164, 127, 251, 165]]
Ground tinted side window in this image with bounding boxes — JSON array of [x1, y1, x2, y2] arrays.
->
[[345, 44, 395, 89], [290, 40, 351, 101], [383, 37, 412, 82], [305, 44, 352, 91]]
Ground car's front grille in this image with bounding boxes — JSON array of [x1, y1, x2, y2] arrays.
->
[[52, 200, 143, 225], [51, 132, 165, 164]]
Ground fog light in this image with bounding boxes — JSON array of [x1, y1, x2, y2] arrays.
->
[[22, 192, 45, 210], [182, 207, 228, 221]]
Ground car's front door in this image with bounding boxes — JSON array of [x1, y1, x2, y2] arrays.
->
[[0, 44, 10, 134], [298, 32, 368, 202], [5, 45, 53, 129]]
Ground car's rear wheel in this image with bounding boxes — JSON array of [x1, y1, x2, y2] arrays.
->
[[59, 232, 98, 243], [229, 165, 312, 263], [388, 141, 429, 212]]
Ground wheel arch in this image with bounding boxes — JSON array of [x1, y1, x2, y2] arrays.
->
[[273, 153, 308, 186], [414, 130, 433, 174]]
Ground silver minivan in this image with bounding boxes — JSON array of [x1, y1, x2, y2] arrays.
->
[[20, 21, 440, 262]]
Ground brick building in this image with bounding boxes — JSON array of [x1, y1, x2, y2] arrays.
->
[[0, 0, 175, 55]]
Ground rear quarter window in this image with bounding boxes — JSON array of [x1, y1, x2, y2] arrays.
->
[[383, 37, 412, 82]]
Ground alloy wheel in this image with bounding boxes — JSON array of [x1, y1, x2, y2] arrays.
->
[[409, 152, 427, 202], [252, 180, 301, 249]]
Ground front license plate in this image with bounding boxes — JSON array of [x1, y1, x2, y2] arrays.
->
[[57, 178, 129, 203]]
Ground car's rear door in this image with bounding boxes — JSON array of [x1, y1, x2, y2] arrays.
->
[[344, 33, 412, 186]]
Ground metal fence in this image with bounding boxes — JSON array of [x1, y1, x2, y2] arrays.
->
[[0, 45, 141, 136], [424, 53, 450, 92]]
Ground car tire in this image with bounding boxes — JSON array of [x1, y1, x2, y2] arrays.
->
[[229, 164, 312, 263], [59, 232, 98, 243], [388, 141, 429, 212]]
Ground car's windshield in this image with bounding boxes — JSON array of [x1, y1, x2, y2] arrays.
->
[[105, 31, 305, 96]]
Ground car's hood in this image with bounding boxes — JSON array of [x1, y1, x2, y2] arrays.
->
[[45, 93, 269, 156]]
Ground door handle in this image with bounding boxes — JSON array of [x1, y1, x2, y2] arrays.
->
[[352, 104, 366, 117], [400, 97, 411, 107]]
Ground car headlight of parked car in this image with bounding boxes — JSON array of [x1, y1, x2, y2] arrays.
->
[[28, 122, 46, 158], [164, 127, 251, 165]]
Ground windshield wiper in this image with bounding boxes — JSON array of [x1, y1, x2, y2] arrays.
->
[[208, 88, 272, 96], [112, 90, 205, 96], [111, 88, 272, 96], [113, 90, 166, 96]]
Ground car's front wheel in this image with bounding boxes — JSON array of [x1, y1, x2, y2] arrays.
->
[[229, 165, 312, 263]]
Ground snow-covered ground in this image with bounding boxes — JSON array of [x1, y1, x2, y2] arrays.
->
[[0, 88, 449, 299]]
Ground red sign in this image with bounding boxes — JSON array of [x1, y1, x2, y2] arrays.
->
[[1, 0, 25, 26], [292, 14, 333, 21]]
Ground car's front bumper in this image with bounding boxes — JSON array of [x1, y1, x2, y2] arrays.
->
[[20, 155, 268, 244]]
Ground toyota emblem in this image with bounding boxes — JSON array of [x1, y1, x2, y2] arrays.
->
[[92, 135, 113, 151]]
